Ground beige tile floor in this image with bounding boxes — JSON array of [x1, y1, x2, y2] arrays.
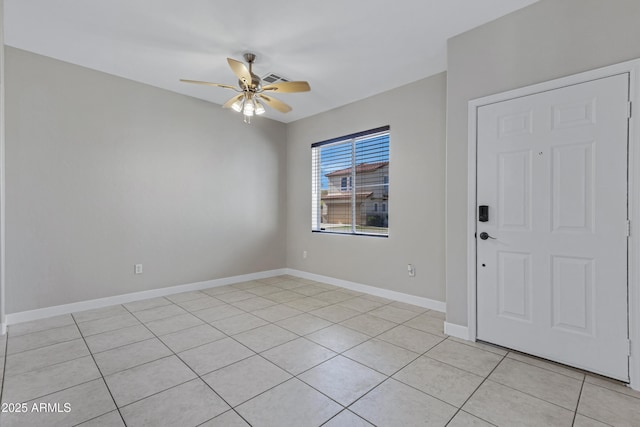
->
[[0, 275, 638, 426]]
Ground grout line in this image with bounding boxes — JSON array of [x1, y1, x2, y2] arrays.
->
[[90, 336, 158, 356], [396, 319, 447, 338], [319, 408, 371, 427], [4, 336, 84, 358], [571, 375, 586, 426], [3, 347, 91, 380], [448, 336, 509, 356], [583, 379, 640, 400], [482, 377, 580, 414], [70, 315, 128, 427], [573, 413, 615, 427], [442, 350, 509, 426], [110, 377, 197, 411], [504, 349, 588, 382], [3, 376, 119, 424], [72, 305, 130, 322], [1, 323, 83, 353], [451, 410, 499, 427], [194, 409, 250, 427], [0, 333, 8, 406], [3, 359, 102, 403], [5, 325, 89, 357], [70, 409, 120, 427], [418, 344, 495, 378], [129, 305, 189, 322], [123, 296, 173, 310]]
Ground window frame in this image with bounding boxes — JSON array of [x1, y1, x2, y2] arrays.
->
[[311, 125, 390, 237]]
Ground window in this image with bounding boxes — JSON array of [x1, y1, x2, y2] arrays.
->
[[311, 126, 389, 236], [340, 176, 352, 191]]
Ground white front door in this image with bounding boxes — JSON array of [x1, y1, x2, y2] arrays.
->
[[476, 74, 630, 381]]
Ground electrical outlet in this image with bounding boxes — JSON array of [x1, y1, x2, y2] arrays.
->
[[134, 264, 143, 275], [303, 250, 308, 259], [407, 264, 416, 277]]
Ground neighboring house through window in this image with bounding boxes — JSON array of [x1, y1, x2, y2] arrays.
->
[[311, 126, 389, 236]]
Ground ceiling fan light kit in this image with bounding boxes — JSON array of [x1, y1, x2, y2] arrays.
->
[[230, 93, 266, 123], [181, 52, 310, 124]]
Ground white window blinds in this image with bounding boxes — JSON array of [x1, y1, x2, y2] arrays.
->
[[311, 126, 389, 236]]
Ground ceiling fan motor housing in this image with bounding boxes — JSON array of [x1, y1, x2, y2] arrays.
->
[[243, 52, 261, 90], [239, 74, 261, 91]]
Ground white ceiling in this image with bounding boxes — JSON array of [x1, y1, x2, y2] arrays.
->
[[4, 0, 538, 123]]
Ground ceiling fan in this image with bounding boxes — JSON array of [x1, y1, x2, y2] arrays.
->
[[180, 53, 311, 123]]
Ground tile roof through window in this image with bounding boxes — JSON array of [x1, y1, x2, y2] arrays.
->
[[324, 162, 389, 177]]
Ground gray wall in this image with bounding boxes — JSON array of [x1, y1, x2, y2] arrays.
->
[[286, 72, 447, 302], [446, 0, 640, 326], [5, 47, 287, 313], [0, 0, 5, 326]]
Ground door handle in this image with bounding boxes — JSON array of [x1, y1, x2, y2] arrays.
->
[[479, 232, 496, 240]]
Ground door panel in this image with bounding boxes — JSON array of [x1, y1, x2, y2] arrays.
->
[[551, 255, 594, 335], [551, 142, 594, 232], [497, 251, 532, 322], [476, 74, 629, 381], [498, 150, 532, 230]]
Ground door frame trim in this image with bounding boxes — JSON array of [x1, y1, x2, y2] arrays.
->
[[467, 59, 640, 390]]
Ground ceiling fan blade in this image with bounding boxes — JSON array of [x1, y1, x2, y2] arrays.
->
[[258, 94, 292, 113], [261, 81, 311, 93], [227, 58, 252, 88], [180, 79, 238, 90], [222, 94, 244, 109]]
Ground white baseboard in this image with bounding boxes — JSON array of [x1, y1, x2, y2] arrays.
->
[[285, 269, 446, 313], [5, 268, 448, 326], [5, 269, 287, 325], [444, 322, 470, 340]]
